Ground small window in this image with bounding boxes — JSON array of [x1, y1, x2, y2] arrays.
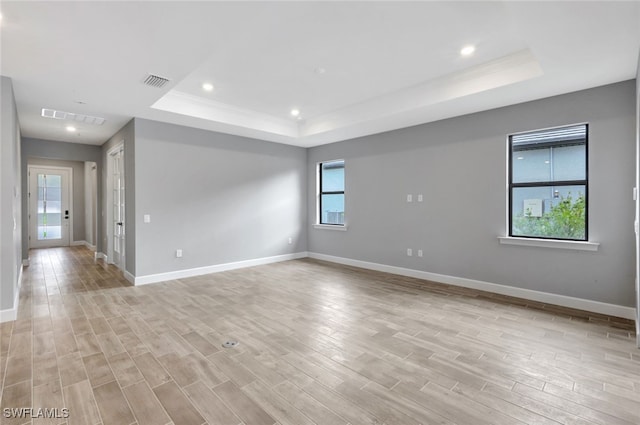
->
[[509, 124, 588, 241], [319, 160, 345, 225]]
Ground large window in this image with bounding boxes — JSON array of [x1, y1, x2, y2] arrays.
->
[[319, 160, 345, 225], [509, 124, 588, 241]]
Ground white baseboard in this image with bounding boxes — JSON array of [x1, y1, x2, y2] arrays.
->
[[308, 252, 637, 321], [124, 270, 135, 284], [134, 252, 308, 286], [71, 240, 97, 251], [0, 265, 23, 323]]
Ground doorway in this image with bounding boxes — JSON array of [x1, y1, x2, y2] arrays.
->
[[28, 166, 72, 248], [107, 144, 125, 270]]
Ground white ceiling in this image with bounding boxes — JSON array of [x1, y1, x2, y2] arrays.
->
[[1, 1, 639, 148]]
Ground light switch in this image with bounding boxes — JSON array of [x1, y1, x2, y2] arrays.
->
[[417, 194, 423, 202], [143, 214, 151, 223]]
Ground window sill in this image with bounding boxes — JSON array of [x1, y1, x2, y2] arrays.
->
[[313, 224, 348, 231], [498, 236, 599, 251]]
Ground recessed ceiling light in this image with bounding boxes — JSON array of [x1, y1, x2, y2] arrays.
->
[[66, 126, 76, 132], [517, 156, 524, 160], [315, 67, 326, 75], [544, 160, 550, 164], [202, 83, 214, 92], [290, 109, 300, 117], [460, 45, 475, 56]]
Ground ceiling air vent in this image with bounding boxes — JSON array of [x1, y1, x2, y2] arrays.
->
[[143, 74, 170, 88], [41, 108, 105, 125]]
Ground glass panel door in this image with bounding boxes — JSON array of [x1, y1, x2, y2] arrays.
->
[[29, 167, 71, 248]]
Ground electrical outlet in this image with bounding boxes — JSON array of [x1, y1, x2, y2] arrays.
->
[[288, 237, 293, 244], [143, 214, 151, 223], [176, 249, 182, 258], [406, 194, 413, 203], [417, 194, 423, 202], [417, 249, 423, 257], [407, 248, 412, 256]]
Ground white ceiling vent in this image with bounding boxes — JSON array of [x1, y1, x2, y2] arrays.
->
[[41, 108, 105, 125], [143, 74, 170, 88]]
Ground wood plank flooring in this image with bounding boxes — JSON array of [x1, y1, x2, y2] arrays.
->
[[1, 246, 638, 425]]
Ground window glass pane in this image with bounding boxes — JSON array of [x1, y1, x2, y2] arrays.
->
[[511, 185, 586, 240], [46, 201, 61, 213], [321, 194, 344, 225], [38, 225, 61, 240], [552, 145, 586, 181], [45, 187, 61, 202], [46, 175, 61, 188], [321, 161, 344, 192], [512, 148, 551, 183], [46, 213, 62, 226]]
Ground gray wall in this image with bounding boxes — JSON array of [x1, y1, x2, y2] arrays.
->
[[101, 119, 135, 275], [308, 80, 636, 307], [21, 138, 102, 260], [0, 76, 22, 311], [85, 162, 98, 246], [133, 118, 307, 277], [26, 158, 86, 245]]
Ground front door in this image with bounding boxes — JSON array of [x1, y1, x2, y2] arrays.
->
[[29, 167, 71, 248]]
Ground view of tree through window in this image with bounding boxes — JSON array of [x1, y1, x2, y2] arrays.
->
[[509, 124, 587, 240], [319, 160, 345, 225]]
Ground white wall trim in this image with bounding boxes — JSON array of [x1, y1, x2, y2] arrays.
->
[[313, 224, 348, 231], [134, 252, 308, 286], [308, 252, 636, 320], [124, 270, 135, 284], [71, 240, 97, 251], [498, 236, 599, 251], [0, 266, 23, 323]]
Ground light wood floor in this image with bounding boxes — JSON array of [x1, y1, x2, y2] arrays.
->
[[1, 246, 639, 425]]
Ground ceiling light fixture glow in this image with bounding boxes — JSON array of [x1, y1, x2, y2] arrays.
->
[[290, 109, 300, 117], [460, 45, 475, 56], [202, 83, 214, 92], [66, 126, 76, 132]]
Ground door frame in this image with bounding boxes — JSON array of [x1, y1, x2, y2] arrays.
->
[[28, 165, 74, 248], [106, 142, 125, 270]]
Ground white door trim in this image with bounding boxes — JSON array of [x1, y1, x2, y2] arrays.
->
[[28, 165, 74, 248]]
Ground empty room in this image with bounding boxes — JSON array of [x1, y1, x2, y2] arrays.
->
[[1, 1, 640, 424]]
